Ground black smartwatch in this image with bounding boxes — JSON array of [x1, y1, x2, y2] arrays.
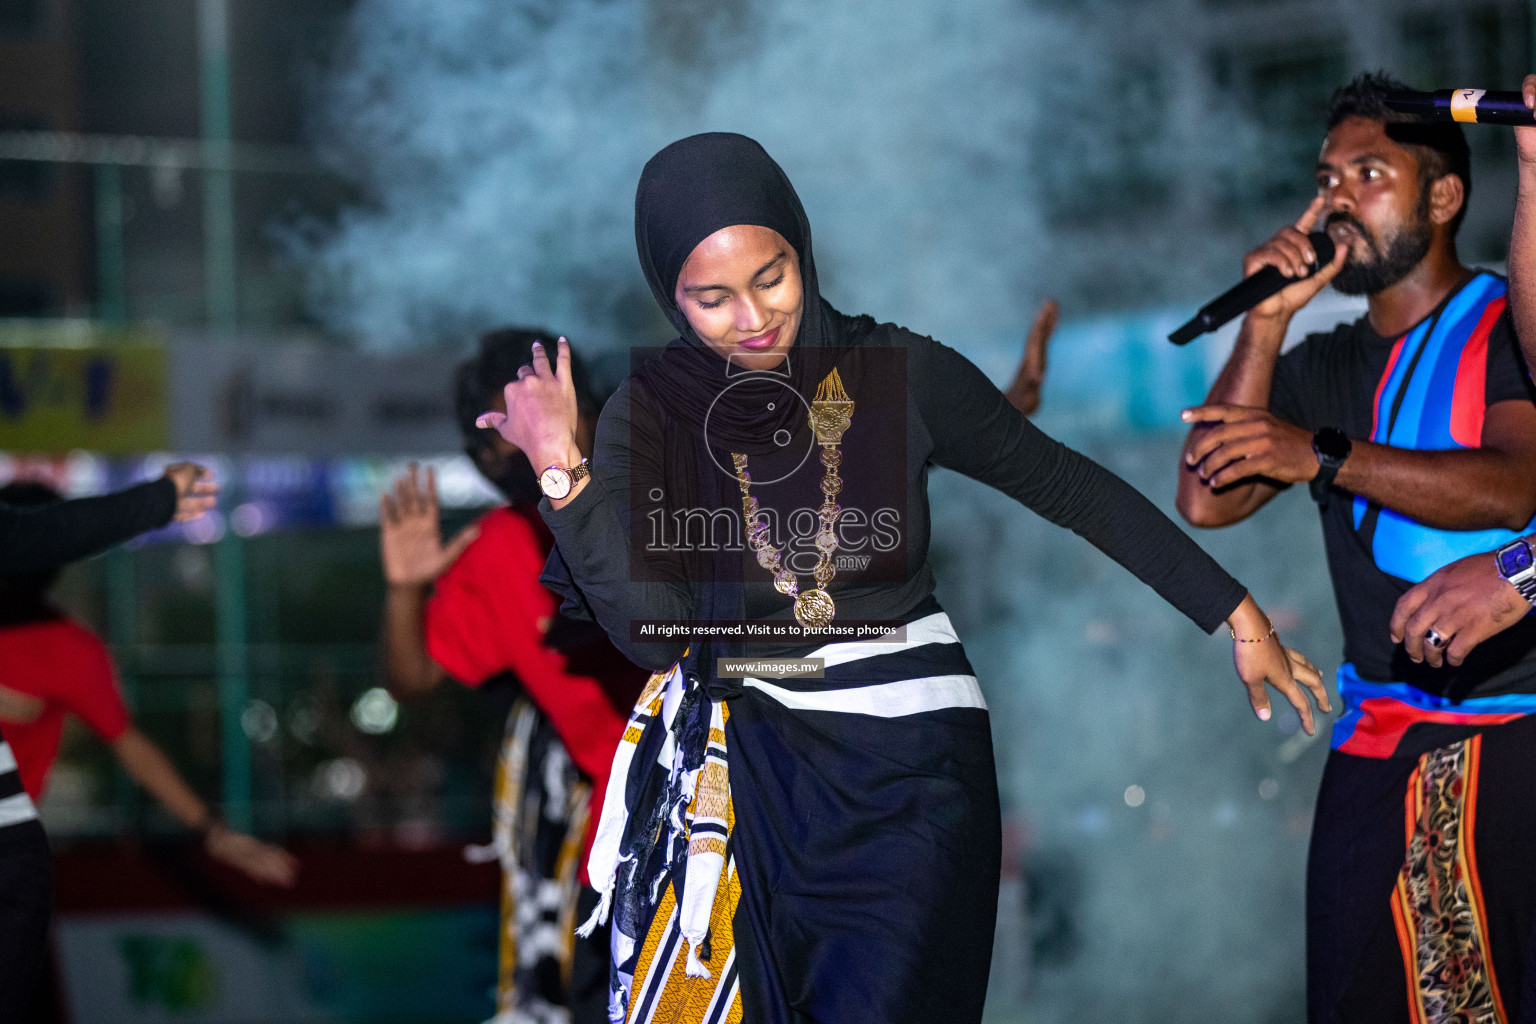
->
[[1309, 427, 1351, 505]]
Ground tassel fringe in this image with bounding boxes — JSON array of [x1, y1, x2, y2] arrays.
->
[[461, 842, 499, 865], [576, 884, 613, 939], [684, 939, 712, 979]]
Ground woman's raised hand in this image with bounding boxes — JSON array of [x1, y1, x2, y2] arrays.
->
[[1227, 594, 1330, 735], [476, 337, 582, 470]]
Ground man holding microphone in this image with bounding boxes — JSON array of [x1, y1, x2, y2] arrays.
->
[[1177, 72, 1536, 1023], [1393, 77, 1536, 672]]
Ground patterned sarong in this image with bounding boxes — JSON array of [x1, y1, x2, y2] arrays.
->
[[576, 664, 744, 1023], [1390, 737, 1505, 1023], [1308, 713, 1536, 1024], [470, 696, 591, 1024], [581, 607, 996, 1024]]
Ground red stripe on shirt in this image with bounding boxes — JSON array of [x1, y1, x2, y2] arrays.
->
[[1371, 333, 1408, 441], [1448, 296, 1506, 448]]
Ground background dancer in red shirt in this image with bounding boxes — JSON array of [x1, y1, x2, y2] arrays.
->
[[0, 463, 221, 1014], [379, 328, 646, 1024], [0, 480, 299, 890]]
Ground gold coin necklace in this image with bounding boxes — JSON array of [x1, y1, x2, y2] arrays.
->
[[731, 368, 853, 630]]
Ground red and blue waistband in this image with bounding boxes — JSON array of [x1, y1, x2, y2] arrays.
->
[[1332, 661, 1536, 758]]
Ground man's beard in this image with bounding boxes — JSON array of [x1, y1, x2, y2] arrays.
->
[[1328, 192, 1433, 297]]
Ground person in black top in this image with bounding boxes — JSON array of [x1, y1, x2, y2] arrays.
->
[[478, 132, 1326, 1024], [1177, 72, 1536, 1023], [0, 460, 216, 1016], [0, 463, 218, 572]]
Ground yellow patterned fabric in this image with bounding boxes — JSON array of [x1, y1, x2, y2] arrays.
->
[[1391, 735, 1507, 1024], [580, 669, 744, 1024], [488, 697, 590, 1018], [625, 765, 743, 1023]]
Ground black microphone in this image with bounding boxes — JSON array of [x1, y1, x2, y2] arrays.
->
[[1168, 232, 1336, 346], [1384, 88, 1536, 127]]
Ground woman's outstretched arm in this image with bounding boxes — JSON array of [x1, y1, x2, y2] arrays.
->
[[912, 331, 1329, 731], [0, 466, 213, 572]]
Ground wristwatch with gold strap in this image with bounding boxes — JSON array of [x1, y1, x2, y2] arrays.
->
[[539, 458, 590, 500]]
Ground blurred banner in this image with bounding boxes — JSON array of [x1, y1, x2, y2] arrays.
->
[[3, 296, 1372, 461], [57, 908, 497, 1023], [168, 344, 460, 457], [0, 327, 462, 458], [0, 327, 169, 454]]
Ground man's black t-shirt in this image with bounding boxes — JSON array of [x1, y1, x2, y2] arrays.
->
[[1270, 273, 1536, 698]]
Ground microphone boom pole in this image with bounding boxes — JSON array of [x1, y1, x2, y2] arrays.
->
[[1384, 88, 1536, 127]]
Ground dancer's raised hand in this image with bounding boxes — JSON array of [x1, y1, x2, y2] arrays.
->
[[476, 338, 581, 471], [1004, 298, 1058, 416], [164, 463, 219, 522], [379, 463, 478, 587]]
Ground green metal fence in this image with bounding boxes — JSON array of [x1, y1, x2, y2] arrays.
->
[[44, 519, 502, 847]]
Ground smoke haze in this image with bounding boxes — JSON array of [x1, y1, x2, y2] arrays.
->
[[294, 0, 1273, 351]]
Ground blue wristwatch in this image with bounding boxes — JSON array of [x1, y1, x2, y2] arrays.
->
[[1495, 538, 1536, 607]]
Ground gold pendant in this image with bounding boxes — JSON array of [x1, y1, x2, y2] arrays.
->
[[808, 368, 853, 446], [793, 588, 836, 629]]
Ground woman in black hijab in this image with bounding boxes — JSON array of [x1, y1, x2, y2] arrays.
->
[[479, 133, 1328, 1024]]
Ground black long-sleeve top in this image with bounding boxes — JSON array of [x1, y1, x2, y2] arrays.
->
[[542, 326, 1247, 670], [0, 478, 177, 572]]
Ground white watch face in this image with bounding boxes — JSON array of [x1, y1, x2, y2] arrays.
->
[[540, 466, 572, 500]]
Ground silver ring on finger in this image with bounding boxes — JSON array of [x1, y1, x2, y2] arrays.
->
[[1424, 627, 1448, 650]]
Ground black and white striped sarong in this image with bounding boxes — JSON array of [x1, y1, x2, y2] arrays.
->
[[0, 725, 51, 1011], [0, 737, 38, 834], [586, 597, 999, 1024]]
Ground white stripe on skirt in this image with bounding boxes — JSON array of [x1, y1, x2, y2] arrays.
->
[[742, 672, 986, 717], [0, 792, 38, 827], [744, 611, 983, 717], [804, 611, 960, 668]]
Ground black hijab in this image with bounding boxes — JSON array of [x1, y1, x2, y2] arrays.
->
[[619, 133, 874, 678], [630, 132, 867, 456]]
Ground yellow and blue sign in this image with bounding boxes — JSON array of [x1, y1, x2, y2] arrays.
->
[[0, 328, 169, 454]]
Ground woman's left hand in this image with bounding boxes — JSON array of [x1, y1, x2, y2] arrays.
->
[[1228, 594, 1330, 734]]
